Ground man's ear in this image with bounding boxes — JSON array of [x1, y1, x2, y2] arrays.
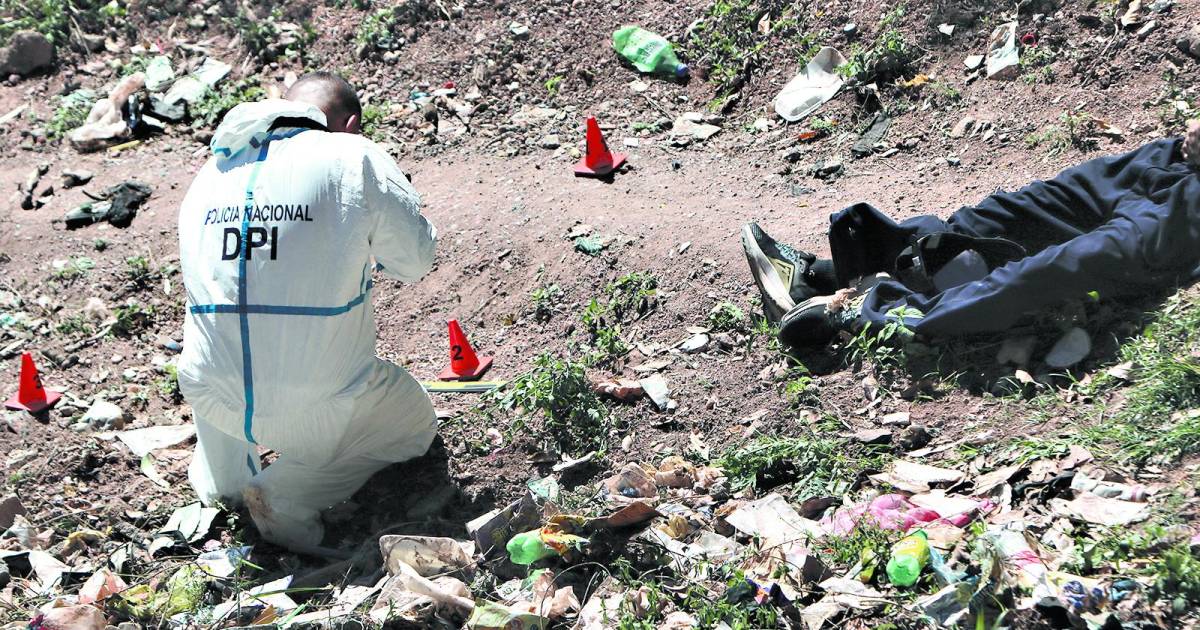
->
[[345, 113, 361, 135]]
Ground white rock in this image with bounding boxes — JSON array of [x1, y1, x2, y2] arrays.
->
[[679, 333, 709, 354], [81, 400, 124, 430], [1045, 327, 1091, 368]]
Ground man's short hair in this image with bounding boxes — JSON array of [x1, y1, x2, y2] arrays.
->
[[286, 71, 362, 122]]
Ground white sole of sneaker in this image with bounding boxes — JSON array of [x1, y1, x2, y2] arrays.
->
[[741, 224, 796, 321]]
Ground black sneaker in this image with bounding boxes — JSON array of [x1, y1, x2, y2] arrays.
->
[[777, 295, 860, 348], [742, 223, 820, 322]]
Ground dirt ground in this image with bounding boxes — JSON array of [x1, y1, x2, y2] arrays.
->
[[2, 0, 1200, 627]]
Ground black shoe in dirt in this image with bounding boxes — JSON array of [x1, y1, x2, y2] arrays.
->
[[742, 223, 823, 322], [777, 295, 860, 349]]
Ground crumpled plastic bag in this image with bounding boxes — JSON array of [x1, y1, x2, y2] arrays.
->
[[774, 46, 847, 122], [379, 535, 474, 579], [69, 73, 145, 152], [822, 494, 949, 536]]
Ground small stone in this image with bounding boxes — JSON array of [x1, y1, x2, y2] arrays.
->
[[81, 399, 124, 430], [946, 156, 961, 166], [964, 54, 985, 71], [538, 134, 560, 149], [897, 424, 932, 450], [950, 116, 975, 138], [509, 22, 530, 39], [842, 23, 857, 36], [813, 158, 844, 179], [853, 428, 892, 445], [1045, 327, 1091, 368], [679, 333, 710, 354], [111, 354, 123, 364], [0, 31, 54, 77], [61, 169, 93, 188], [156, 335, 183, 353]]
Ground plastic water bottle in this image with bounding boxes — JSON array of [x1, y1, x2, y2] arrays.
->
[[506, 529, 556, 565], [612, 26, 689, 79], [886, 530, 930, 587]]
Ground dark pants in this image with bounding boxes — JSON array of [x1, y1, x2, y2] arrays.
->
[[827, 139, 1200, 337]]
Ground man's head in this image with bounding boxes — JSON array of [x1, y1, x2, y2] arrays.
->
[[285, 71, 362, 134]]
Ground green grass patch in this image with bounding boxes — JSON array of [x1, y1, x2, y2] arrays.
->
[[716, 430, 887, 496], [706, 301, 747, 332], [609, 558, 781, 629], [687, 0, 813, 100], [112, 302, 154, 337], [1025, 111, 1100, 156], [1083, 291, 1200, 462], [46, 89, 95, 140], [836, 4, 914, 83], [484, 353, 612, 455], [578, 272, 659, 365], [1020, 45, 1058, 85], [52, 256, 95, 281], [530, 283, 562, 323], [228, 8, 315, 62], [192, 79, 266, 128], [56, 314, 93, 337], [0, 0, 121, 46]]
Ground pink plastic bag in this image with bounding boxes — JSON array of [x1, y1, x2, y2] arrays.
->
[[822, 494, 940, 536], [822, 494, 995, 536]]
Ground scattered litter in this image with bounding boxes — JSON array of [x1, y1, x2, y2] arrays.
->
[[139, 454, 170, 489], [65, 181, 153, 230], [601, 463, 658, 499], [68, 73, 145, 152], [985, 22, 1020, 80], [774, 46, 847, 122], [148, 502, 219, 555], [1051, 492, 1149, 526], [117, 424, 196, 457], [196, 546, 252, 578], [612, 26, 688, 78], [381, 536, 474, 577], [0, 104, 27, 126], [466, 600, 546, 629], [679, 332, 710, 353], [869, 460, 966, 493], [725, 493, 826, 546], [638, 374, 671, 411], [851, 112, 891, 157]]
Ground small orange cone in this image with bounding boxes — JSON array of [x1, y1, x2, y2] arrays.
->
[[5, 351, 62, 413], [574, 116, 627, 177], [439, 319, 493, 381]]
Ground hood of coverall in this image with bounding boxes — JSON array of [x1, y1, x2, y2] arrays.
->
[[209, 99, 328, 159]]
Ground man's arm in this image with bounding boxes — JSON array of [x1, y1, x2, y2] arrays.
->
[[362, 146, 437, 282]]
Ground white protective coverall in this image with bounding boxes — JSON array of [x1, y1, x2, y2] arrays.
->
[[177, 99, 438, 549]]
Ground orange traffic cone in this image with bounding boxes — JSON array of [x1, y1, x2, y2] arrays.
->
[[574, 116, 627, 177], [439, 320, 493, 381], [5, 352, 62, 413]]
